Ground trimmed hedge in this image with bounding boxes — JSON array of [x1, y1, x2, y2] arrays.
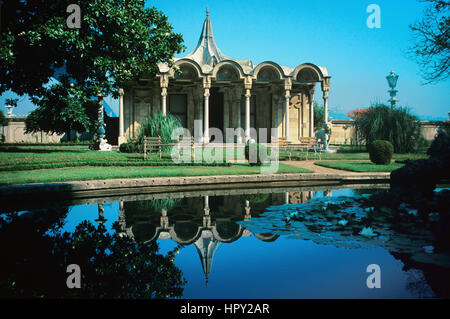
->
[[368, 140, 394, 165], [119, 142, 138, 153], [245, 142, 268, 166]]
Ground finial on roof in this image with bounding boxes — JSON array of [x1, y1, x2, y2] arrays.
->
[[206, 6, 209, 18]]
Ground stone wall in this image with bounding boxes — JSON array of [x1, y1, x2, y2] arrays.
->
[[329, 119, 441, 145], [1, 117, 64, 143]]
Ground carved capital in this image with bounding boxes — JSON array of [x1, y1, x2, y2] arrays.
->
[[245, 89, 251, 98], [203, 76, 211, 89], [203, 88, 210, 98], [159, 73, 169, 88], [284, 78, 292, 91], [244, 76, 253, 90], [118, 88, 124, 97], [161, 87, 167, 97]]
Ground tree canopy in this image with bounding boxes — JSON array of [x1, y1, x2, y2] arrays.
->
[[409, 0, 450, 83], [1, 0, 184, 134], [25, 84, 98, 139], [1, 0, 184, 96], [0, 207, 186, 298]]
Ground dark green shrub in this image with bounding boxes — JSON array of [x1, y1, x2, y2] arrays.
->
[[119, 142, 137, 153], [354, 104, 423, 153], [245, 142, 268, 166], [244, 193, 270, 204], [0, 110, 8, 126], [368, 140, 394, 164], [427, 128, 450, 159]]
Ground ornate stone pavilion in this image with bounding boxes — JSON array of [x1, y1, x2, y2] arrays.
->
[[118, 8, 331, 145]]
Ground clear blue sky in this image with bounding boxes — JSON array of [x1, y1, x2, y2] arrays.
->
[[1, 0, 448, 120]]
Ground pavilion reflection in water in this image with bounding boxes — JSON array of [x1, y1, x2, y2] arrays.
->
[[107, 191, 313, 286]]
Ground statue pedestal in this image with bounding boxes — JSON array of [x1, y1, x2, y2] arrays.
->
[[92, 138, 112, 151], [321, 146, 338, 153], [118, 136, 127, 146]]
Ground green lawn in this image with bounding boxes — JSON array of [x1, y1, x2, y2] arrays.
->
[[0, 144, 425, 184], [314, 160, 404, 172], [0, 163, 313, 185]]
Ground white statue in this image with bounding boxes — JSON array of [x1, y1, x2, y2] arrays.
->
[[98, 138, 112, 151], [315, 121, 332, 151]]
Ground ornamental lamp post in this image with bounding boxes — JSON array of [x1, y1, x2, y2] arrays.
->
[[5, 104, 13, 117], [386, 70, 399, 108]]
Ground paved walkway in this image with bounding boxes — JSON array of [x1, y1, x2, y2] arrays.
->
[[284, 160, 390, 176]]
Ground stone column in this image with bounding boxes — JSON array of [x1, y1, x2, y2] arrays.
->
[[196, 87, 204, 143], [160, 73, 169, 116], [96, 203, 106, 225], [118, 88, 125, 145], [223, 88, 230, 140], [203, 77, 211, 144], [321, 79, 330, 124], [284, 90, 290, 139], [245, 89, 251, 142], [118, 201, 126, 232], [204, 195, 210, 214], [204, 88, 210, 144], [203, 196, 211, 227], [233, 86, 243, 143], [161, 88, 167, 116], [309, 87, 315, 137], [97, 94, 105, 140], [161, 208, 169, 228], [244, 77, 252, 142], [284, 79, 292, 140], [244, 200, 251, 221]]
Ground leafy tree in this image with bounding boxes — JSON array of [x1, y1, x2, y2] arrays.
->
[[25, 84, 98, 140], [409, 0, 450, 83], [0, 110, 7, 126], [0, 207, 186, 298], [1, 0, 184, 130], [4, 98, 18, 107], [313, 101, 325, 132]]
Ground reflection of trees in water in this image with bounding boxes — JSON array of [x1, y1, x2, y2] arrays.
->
[[405, 269, 435, 298], [391, 251, 450, 299], [0, 206, 186, 298]]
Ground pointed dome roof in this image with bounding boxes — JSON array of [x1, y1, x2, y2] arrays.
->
[[193, 229, 220, 288], [181, 7, 253, 74]]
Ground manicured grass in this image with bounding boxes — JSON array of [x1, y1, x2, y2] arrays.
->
[[0, 163, 313, 185], [314, 160, 404, 172], [278, 149, 428, 161], [0, 147, 245, 167], [0, 145, 428, 167]]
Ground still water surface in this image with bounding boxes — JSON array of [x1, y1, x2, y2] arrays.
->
[[1, 185, 449, 298]]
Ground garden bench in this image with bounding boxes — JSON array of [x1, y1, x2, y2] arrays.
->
[[270, 136, 292, 160], [175, 136, 196, 161], [298, 137, 321, 160], [271, 136, 321, 161], [144, 136, 198, 161], [143, 136, 162, 160]]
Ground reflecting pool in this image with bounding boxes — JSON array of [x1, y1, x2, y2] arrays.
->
[[1, 185, 449, 299]]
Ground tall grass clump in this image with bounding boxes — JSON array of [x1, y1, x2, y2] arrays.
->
[[137, 112, 182, 151], [354, 103, 425, 153]]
